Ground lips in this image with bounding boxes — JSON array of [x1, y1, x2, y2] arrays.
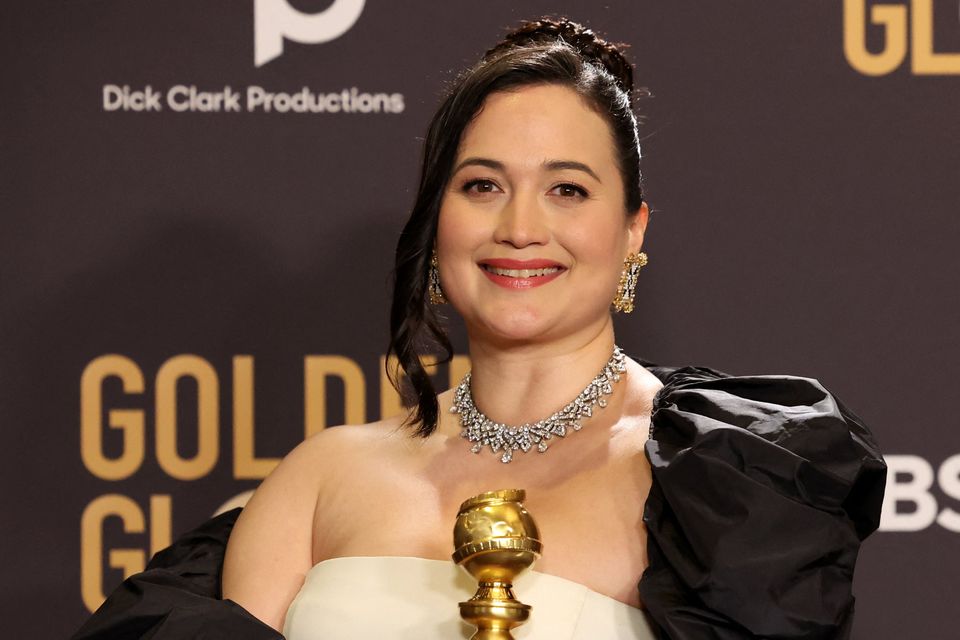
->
[[484, 265, 562, 277], [478, 258, 566, 289]]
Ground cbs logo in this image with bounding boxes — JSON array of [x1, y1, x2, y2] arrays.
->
[[254, 0, 365, 67], [844, 0, 960, 75], [881, 455, 960, 532]]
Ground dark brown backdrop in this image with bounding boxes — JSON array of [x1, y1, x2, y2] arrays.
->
[[2, 1, 959, 638]]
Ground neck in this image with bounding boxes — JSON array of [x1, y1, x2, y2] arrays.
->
[[462, 320, 620, 427]]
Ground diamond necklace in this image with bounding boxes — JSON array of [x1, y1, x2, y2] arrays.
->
[[450, 346, 627, 463]]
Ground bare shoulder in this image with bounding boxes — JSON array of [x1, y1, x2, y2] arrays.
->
[[302, 414, 411, 458], [221, 415, 407, 631], [623, 356, 664, 418], [296, 415, 419, 483]]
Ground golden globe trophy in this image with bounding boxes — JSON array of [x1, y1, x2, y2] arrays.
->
[[452, 489, 542, 640]]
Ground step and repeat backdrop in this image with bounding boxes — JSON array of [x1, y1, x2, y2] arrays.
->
[[2, 1, 958, 638]]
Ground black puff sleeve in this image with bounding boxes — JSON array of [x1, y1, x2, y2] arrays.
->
[[638, 364, 886, 639]]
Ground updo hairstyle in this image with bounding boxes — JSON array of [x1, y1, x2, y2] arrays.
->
[[387, 18, 647, 436]]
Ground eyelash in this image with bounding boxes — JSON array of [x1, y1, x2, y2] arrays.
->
[[460, 179, 589, 199], [552, 183, 589, 199]]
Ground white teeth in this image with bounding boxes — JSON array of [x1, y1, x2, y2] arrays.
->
[[485, 266, 561, 278]]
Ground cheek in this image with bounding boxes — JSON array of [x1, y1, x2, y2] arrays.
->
[[435, 200, 485, 290], [565, 219, 629, 269], [436, 192, 499, 255], [436, 201, 471, 259]]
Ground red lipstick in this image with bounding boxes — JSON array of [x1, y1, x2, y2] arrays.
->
[[478, 258, 566, 289]]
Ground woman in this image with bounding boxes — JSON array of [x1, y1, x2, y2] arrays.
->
[[74, 18, 886, 640]]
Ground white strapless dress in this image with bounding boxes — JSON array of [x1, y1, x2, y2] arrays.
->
[[283, 556, 656, 639]]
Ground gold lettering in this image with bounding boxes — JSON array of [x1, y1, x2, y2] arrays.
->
[[149, 494, 172, 554], [844, 0, 908, 76], [80, 494, 145, 612], [232, 356, 280, 479], [911, 0, 960, 74], [304, 356, 366, 437], [155, 355, 219, 480], [80, 355, 145, 480], [80, 494, 172, 612]]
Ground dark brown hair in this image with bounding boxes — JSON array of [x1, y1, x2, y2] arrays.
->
[[387, 18, 647, 436]]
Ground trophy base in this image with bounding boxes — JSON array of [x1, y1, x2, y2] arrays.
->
[[459, 592, 531, 640]]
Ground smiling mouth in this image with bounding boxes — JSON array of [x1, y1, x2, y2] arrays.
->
[[478, 261, 566, 289], [481, 265, 564, 278]]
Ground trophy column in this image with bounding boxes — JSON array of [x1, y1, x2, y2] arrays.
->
[[452, 489, 542, 640]]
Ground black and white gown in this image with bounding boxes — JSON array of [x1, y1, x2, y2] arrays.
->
[[72, 361, 887, 639]]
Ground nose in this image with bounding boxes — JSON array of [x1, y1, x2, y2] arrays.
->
[[492, 190, 550, 248]]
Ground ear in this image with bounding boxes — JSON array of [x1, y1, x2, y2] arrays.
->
[[626, 201, 650, 254]]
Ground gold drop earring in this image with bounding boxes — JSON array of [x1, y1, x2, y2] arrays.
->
[[428, 250, 447, 305], [612, 252, 648, 313]]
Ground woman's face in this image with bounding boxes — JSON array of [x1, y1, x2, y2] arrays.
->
[[436, 83, 649, 346]]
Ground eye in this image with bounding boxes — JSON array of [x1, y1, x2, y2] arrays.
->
[[550, 183, 589, 199], [461, 178, 502, 195]]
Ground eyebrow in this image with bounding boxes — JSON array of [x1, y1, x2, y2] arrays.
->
[[452, 157, 602, 183]]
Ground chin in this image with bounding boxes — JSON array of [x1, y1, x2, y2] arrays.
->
[[476, 308, 600, 347], [471, 306, 554, 343]]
